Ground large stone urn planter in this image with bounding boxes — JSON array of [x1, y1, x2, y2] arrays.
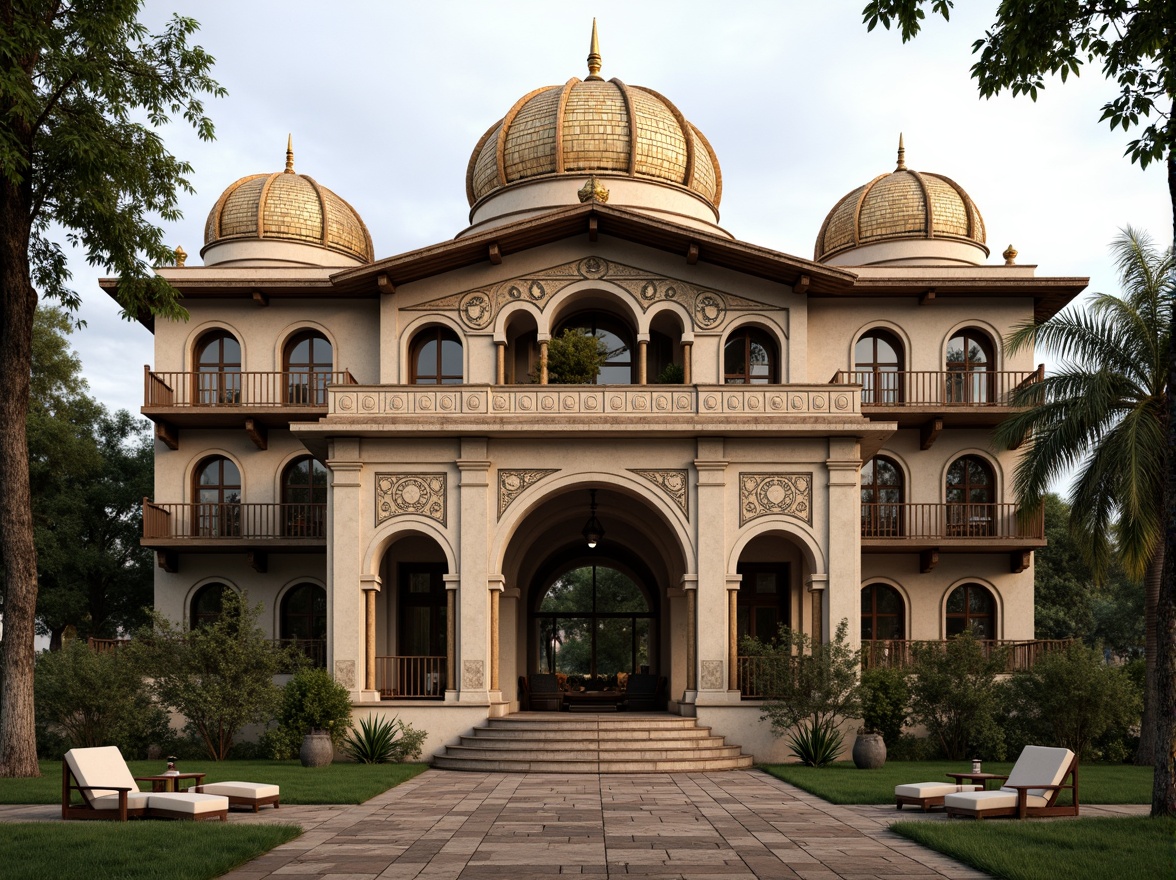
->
[[852, 733, 887, 769], [300, 731, 334, 767]]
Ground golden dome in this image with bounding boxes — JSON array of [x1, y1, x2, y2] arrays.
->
[[203, 137, 373, 263], [815, 136, 986, 263], [466, 23, 721, 210]]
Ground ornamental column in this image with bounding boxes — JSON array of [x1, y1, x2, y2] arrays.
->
[[457, 439, 492, 704], [444, 573, 459, 701], [825, 439, 862, 645], [495, 340, 506, 385], [727, 575, 741, 691], [681, 333, 694, 384], [693, 438, 736, 704], [360, 574, 382, 698], [637, 334, 649, 384], [326, 441, 364, 700], [538, 334, 550, 385]]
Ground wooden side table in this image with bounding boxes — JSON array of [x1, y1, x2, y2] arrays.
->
[[135, 772, 206, 793], [946, 771, 1005, 790]]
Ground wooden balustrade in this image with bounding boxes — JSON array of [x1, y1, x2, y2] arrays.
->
[[860, 503, 1044, 540], [141, 501, 326, 540], [833, 368, 1043, 407], [374, 655, 447, 699], [144, 368, 356, 408]]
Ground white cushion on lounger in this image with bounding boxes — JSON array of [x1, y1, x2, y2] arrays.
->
[[64, 746, 140, 807], [90, 792, 150, 811], [196, 781, 279, 800], [944, 789, 1051, 812], [895, 782, 981, 799], [147, 792, 228, 816]]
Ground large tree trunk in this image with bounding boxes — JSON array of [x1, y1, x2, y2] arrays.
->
[[1152, 128, 1176, 815], [1137, 546, 1164, 764], [0, 182, 41, 777]]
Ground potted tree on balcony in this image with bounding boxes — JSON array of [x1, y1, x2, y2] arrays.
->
[[543, 328, 608, 384]]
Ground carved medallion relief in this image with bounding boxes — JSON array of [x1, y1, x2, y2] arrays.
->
[[629, 469, 689, 517], [739, 473, 812, 526], [497, 469, 559, 519], [376, 473, 447, 526]]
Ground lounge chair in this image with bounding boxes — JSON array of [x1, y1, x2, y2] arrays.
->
[[944, 746, 1079, 819], [62, 746, 228, 822], [526, 673, 564, 711]]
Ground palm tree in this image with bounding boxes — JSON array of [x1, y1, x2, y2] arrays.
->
[[995, 226, 1173, 765]]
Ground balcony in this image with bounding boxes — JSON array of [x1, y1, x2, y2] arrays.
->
[[143, 369, 357, 449], [832, 368, 1043, 444], [374, 655, 447, 700], [142, 501, 326, 572], [736, 638, 1074, 697], [861, 502, 1044, 572]]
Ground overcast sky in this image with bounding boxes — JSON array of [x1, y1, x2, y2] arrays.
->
[[62, 1, 1169, 419]]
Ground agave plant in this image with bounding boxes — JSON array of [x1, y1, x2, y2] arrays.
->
[[786, 719, 844, 768], [341, 715, 399, 764]]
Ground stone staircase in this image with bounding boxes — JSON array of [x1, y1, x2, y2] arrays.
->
[[432, 712, 755, 773]]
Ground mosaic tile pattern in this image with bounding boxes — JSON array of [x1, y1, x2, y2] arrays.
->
[[502, 87, 561, 181]]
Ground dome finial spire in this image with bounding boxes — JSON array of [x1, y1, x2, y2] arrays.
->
[[895, 133, 906, 171], [285, 133, 295, 174], [586, 18, 603, 80]]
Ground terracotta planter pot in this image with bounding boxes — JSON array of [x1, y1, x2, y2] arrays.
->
[[852, 733, 887, 769], [300, 731, 334, 767]]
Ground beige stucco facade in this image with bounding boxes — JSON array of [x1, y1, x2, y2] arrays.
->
[[114, 42, 1087, 763]]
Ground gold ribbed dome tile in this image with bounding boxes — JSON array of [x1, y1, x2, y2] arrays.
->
[[815, 142, 985, 262], [204, 146, 373, 263], [466, 38, 721, 211]]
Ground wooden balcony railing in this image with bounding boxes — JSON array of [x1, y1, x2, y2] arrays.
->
[[833, 368, 1043, 407], [142, 501, 326, 541], [144, 368, 357, 408], [737, 638, 1075, 697], [860, 503, 1044, 541], [374, 655, 446, 699], [860, 638, 1076, 673]]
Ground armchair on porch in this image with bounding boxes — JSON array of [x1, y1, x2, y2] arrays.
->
[[523, 673, 564, 711]]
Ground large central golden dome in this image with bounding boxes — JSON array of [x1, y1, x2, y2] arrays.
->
[[464, 23, 722, 224]]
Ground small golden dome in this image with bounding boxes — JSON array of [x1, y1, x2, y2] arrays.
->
[[466, 23, 721, 210], [815, 136, 986, 263], [203, 137, 373, 263]]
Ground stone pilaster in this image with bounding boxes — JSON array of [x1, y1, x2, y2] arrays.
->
[[825, 439, 862, 645], [694, 438, 736, 704], [327, 440, 363, 699], [457, 439, 492, 704]]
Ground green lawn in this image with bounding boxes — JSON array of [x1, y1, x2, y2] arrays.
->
[[0, 759, 429, 805], [760, 760, 1152, 805], [892, 817, 1176, 880], [0, 822, 303, 880]]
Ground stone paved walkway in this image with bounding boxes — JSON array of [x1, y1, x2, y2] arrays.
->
[[0, 769, 1147, 879]]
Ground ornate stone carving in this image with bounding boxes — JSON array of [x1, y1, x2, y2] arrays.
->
[[739, 473, 812, 526], [376, 473, 447, 526], [409, 257, 770, 329], [577, 176, 610, 203], [334, 660, 356, 690], [498, 469, 559, 519], [700, 660, 725, 690], [462, 659, 485, 690], [629, 469, 689, 517]]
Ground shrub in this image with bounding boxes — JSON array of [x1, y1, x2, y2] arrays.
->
[[743, 619, 860, 762], [279, 667, 354, 745], [859, 666, 909, 744], [341, 714, 428, 764], [544, 328, 608, 384], [35, 639, 170, 759], [1004, 642, 1142, 761], [258, 726, 301, 761], [655, 362, 684, 384], [134, 590, 288, 760], [907, 632, 1007, 761], [787, 719, 844, 767]]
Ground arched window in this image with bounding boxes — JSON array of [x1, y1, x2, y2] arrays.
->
[[946, 583, 996, 638], [861, 584, 905, 640], [195, 331, 241, 405], [282, 457, 327, 537], [194, 456, 241, 537], [190, 582, 230, 629], [284, 331, 333, 405], [736, 563, 790, 643], [946, 455, 995, 536], [556, 313, 634, 385], [411, 327, 463, 384], [861, 456, 904, 537], [854, 330, 903, 404], [280, 583, 327, 667], [946, 329, 995, 404], [724, 327, 777, 384]]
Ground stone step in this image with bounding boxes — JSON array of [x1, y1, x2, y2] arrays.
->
[[435, 712, 753, 774], [443, 744, 747, 762]]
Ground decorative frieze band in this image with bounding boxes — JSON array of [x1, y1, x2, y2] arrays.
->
[[408, 256, 771, 331], [497, 469, 559, 519], [376, 473, 447, 526], [629, 469, 689, 517], [739, 472, 812, 526]]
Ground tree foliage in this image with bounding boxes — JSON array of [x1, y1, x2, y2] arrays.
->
[[544, 328, 609, 384], [0, 0, 222, 777], [133, 591, 284, 761], [858, 666, 909, 745], [278, 667, 354, 746], [24, 306, 153, 647], [907, 633, 1008, 761], [34, 638, 169, 759]]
